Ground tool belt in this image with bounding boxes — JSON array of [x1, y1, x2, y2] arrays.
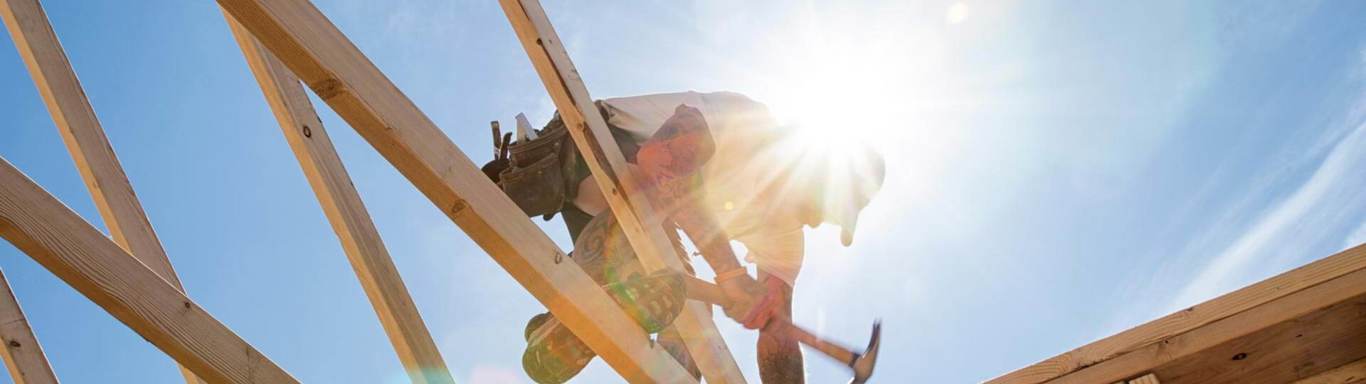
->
[[484, 102, 640, 220]]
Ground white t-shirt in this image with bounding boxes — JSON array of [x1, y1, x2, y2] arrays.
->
[[570, 91, 807, 285]]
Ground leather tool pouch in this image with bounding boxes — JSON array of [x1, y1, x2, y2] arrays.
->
[[484, 103, 642, 221], [500, 118, 571, 219]]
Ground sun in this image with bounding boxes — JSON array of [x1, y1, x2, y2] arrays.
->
[[750, 12, 923, 155]]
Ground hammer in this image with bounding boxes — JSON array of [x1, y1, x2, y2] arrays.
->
[[682, 276, 882, 383]]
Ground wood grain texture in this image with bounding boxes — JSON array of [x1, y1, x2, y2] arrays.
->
[[0, 0, 202, 382], [1295, 358, 1366, 384], [990, 243, 1366, 384], [0, 158, 297, 384], [498, 1, 745, 382], [0, 269, 58, 384], [214, 0, 695, 381], [1041, 249, 1366, 384], [0, 0, 181, 286], [223, 13, 454, 384], [1150, 292, 1366, 384]]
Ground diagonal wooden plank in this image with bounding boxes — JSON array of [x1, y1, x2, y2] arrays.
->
[[0, 269, 58, 384], [0, 0, 203, 382], [222, 12, 455, 384], [1042, 245, 1366, 384], [214, 0, 695, 381], [0, 157, 297, 384], [1147, 292, 1366, 384], [498, 1, 745, 382], [990, 243, 1366, 384], [0, 0, 181, 287]]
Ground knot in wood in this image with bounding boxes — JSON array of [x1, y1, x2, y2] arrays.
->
[[449, 200, 468, 216], [310, 78, 345, 100]]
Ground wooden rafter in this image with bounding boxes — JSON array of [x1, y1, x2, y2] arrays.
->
[[222, 12, 455, 384], [0, 269, 57, 384], [0, 0, 183, 287], [215, 0, 696, 381], [0, 158, 297, 384], [0, 0, 203, 382], [991, 243, 1366, 384], [498, 1, 746, 382]]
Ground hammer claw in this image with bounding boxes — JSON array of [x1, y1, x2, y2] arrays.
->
[[849, 320, 882, 383]]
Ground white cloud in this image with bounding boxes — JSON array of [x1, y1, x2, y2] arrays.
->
[[1170, 119, 1366, 308]]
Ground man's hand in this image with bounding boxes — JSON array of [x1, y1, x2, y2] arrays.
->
[[717, 270, 781, 329]]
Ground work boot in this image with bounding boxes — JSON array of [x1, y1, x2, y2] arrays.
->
[[522, 211, 694, 383], [522, 313, 594, 384], [520, 270, 686, 383]]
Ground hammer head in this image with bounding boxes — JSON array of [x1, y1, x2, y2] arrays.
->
[[849, 320, 882, 384]]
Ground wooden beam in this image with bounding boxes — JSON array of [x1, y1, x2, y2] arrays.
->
[[1146, 290, 1366, 384], [214, 0, 695, 381], [222, 13, 454, 384], [0, 269, 58, 384], [0, 0, 183, 286], [0, 0, 202, 382], [497, 1, 746, 382], [990, 243, 1366, 384], [0, 157, 297, 384], [1295, 358, 1366, 384], [1011, 244, 1366, 384]]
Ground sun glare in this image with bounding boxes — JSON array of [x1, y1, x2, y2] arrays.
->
[[749, 9, 926, 158], [723, 4, 968, 236]]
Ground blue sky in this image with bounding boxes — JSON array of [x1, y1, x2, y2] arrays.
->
[[1, 0, 1364, 383]]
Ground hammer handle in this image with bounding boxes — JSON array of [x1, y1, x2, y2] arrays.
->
[[683, 276, 859, 365]]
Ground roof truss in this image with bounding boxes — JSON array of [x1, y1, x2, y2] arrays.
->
[[11, 1, 1358, 383], [216, 0, 718, 381], [222, 11, 455, 384]]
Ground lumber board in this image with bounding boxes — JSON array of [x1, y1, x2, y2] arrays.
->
[[0, 158, 297, 384], [0, 269, 58, 384], [1039, 246, 1366, 384], [1295, 358, 1366, 384], [1149, 291, 1366, 384], [0, 0, 202, 381], [498, 1, 745, 382], [214, 0, 696, 381], [990, 243, 1366, 384], [223, 13, 455, 384], [0, 0, 182, 286]]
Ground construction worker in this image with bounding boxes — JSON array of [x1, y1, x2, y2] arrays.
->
[[486, 91, 885, 383]]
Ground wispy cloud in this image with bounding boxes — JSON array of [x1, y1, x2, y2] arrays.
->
[[1169, 116, 1366, 308]]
